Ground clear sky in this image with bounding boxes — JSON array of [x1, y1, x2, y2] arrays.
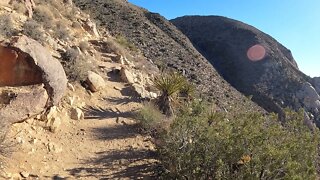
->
[[128, 0, 320, 77]]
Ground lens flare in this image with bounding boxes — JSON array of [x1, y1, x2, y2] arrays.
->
[[247, 44, 266, 61]]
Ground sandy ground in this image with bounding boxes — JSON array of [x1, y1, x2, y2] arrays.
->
[[1, 62, 158, 179]]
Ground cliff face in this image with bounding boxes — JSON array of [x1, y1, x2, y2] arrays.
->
[[171, 15, 320, 122], [73, 0, 262, 113]]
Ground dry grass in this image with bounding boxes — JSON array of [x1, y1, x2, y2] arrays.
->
[[0, 14, 17, 38], [0, 124, 13, 164], [33, 5, 55, 28], [61, 47, 94, 81], [22, 19, 46, 44]]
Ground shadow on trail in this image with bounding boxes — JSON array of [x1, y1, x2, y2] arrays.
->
[[82, 106, 136, 120], [66, 148, 158, 179], [103, 96, 141, 105], [91, 123, 140, 141]]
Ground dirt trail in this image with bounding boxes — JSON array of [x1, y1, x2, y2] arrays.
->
[[2, 62, 158, 179]]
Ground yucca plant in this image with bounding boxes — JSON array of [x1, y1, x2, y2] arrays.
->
[[153, 72, 187, 116]]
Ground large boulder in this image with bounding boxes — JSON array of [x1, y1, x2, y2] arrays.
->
[[85, 71, 105, 92], [0, 85, 48, 124], [0, 35, 67, 124], [3, 35, 68, 106], [297, 82, 320, 113]]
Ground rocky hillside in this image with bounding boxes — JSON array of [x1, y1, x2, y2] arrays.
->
[[73, 0, 262, 113], [0, 0, 160, 178], [171, 15, 320, 123]]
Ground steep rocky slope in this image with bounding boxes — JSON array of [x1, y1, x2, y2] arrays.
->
[[73, 0, 262, 113], [0, 1, 160, 178], [171, 15, 320, 122]]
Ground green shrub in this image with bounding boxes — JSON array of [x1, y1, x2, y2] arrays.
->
[[136, 102, 168, 135], [159, 106, 319, 179], [115, 35, 138, 52], [153, 72, 188, 116]]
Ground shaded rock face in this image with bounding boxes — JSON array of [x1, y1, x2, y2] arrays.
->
[[0, 46, 43, 86], [0, 35, 67, 124], [171, 16, 312, 115], [0, 85, 48, 124], [8, 35, 68, 106], [73, 0, 262, 113]]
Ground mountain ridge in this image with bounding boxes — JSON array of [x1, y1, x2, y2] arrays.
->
[[171, 15, 320, 123]]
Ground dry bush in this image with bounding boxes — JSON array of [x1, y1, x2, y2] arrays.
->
[[0, 14, 17, 38], [136, 102, 170, 136], [52, 20, 73, 41], [115, 35, 138, 52], [33, 5, 55, 28], [61, 47, 94, 81], [62, 7, 78, 20], [79, 41, 90, 52], [104, 38, 125, 55], [22, 19, 46, 44], [11, 2, 27, 14], [71, 21, 82, 29]]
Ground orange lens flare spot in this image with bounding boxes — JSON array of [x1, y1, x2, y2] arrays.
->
[[247, 44, 266, 61]]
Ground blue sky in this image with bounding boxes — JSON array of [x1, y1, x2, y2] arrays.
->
[[128, 0, 320, 77]]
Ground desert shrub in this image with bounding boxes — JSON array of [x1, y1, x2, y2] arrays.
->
[[22, 19, 46, 43], [136, 102, 169, 135], [61, 48, 94, 81], [33, 5, 55, 28], [153, 72, 188, 116], [62, 7, 78, 20], [115, 35, 138, 52], [0, 14, 17, 38], [52, 21, 73, 41], [72, 21, 82, 29], [11, 2, 27, 14], [79, 41, 90, 52], [158, 107, 319, 179], [104, 38, 125, 55]]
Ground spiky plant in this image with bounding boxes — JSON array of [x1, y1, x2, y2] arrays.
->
[[153, 72, 187, 116], [179, 82, 195, 101]]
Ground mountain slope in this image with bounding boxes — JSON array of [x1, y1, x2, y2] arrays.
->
[[171, 16, 320, 119], [73, 0, 261, 113]]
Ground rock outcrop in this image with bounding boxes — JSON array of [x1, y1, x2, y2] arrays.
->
[[0, 35, 67, 124], [171, 15, 320, 123]]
